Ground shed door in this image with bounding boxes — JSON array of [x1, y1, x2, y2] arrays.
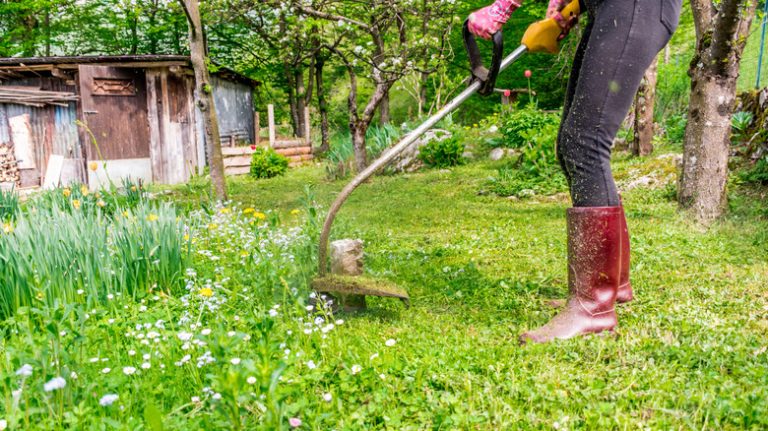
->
[[78, 66, 150, 161]]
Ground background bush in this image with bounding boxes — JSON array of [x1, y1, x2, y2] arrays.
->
[[418, 135, 466, 168], [498, 105, 560, 148], [250, 147, 289, 179]]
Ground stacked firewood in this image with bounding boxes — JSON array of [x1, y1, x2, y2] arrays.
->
[[0, 144, 20, 186], [0, 86, 78, 107]]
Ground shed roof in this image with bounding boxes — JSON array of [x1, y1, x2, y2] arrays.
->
[[0, 55, 259, 87]]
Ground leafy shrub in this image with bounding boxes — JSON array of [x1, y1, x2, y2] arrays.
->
[[731, 111, 754, 143], [418, 135, 465, 168], [498, 105, 559, 148], [487, 122, 568, 198], [250, 147, 289, 179]]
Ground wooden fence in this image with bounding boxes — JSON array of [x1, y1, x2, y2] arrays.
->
[[223, 104, 313, 176]]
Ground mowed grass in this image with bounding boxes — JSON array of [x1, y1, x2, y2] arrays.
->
[[168, 154, 768, 429]]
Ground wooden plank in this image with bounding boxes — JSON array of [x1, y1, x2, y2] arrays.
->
[[42, 154, 64, 189], [223, 155, 251, 168], [225, 165, 251, 176], [221, 146, 253, 156], [267, 104, 275, 147], [254, 111, 260, 144], [275, 146, 312, 157], [304, 105, 311, 146], [272, 139, 306, 149]]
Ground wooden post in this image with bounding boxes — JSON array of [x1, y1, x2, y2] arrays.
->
[[304, 106, 311, 147], [267, 104, 275, 148], [254, 111, 260, 145]]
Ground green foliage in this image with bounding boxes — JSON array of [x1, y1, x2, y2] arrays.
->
[[418, 135, 466, 168], [739, 156, 768, 185], [662, 112, 688, 144], [732, 111, 754, 143], [488, 122, 568, 198], [498, 105, 560, 149], [655, 57, 692, 123], [249, 147, 289, 179], [0, 187, 20, 222]]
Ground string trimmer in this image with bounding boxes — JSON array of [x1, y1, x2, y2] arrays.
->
[[311, 1, 580, 310]]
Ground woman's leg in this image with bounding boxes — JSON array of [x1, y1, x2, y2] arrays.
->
[[521, 0, 680, 344], [557, 0, 680, 207]]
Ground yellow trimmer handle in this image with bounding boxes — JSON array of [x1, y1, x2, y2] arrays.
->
[[521, 0, 581, 54]]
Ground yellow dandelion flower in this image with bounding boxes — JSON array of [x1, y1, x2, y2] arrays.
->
[[2, 222, 13, 234], [36, 291, 44, 300], [123, 210, 130, 217], [220, 208, 231, 214], [199, 287, 213, 297], [62, 188, 71, 197], [146, 214, 158, 222], [243, 208, 255, 214], [240, 251, 249, 257], [208, 223, 218, 230], [254, 212, 266, 220], [130, 185, 137, 192], [72, 199, 81, 209], [290, 209, 301, 216], [89, 161, 98, 171], [183, 234, 190, 241], [96, 200, 106, 208], [80, 185, 89, 196]]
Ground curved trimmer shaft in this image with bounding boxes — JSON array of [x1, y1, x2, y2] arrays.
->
[[317, 45, 529, 276]]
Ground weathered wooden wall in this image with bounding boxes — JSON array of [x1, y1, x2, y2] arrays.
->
[[0, 77, 83, 188], [211, 76, 254, 144]]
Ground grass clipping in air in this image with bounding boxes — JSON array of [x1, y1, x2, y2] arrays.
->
[[311, 274, 410, 307]]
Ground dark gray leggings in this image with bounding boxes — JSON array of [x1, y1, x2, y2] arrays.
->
[[557, 0, 681, 207]]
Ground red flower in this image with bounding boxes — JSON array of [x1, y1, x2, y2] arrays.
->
[[524, 70, 532, 78], [250, 145, 257, 150], [503, 89, 511, 98]]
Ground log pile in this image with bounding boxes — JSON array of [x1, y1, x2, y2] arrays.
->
[[222, 140, 313, 176], [0, 86, 78, 107], [0, 144, 20, 186]]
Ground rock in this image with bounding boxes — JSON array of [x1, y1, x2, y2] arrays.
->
[[489, 148, 506, 161], [330, 239, 364, 276], [389, 129, 452, 173], [438, 169, 452, 174], [462, 151, 474, 160]]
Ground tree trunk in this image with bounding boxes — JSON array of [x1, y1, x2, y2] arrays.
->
[[678, 0, 756, 222], [419, 72, 429, 118], [379, 92, 390, 125], [295, 68, 307, 138], [351, 123, 368, 172], [678, 71, 736, 221], [179, 0, 227, 200], [315, 56, 330, 154], [632, 56, 658, 157]]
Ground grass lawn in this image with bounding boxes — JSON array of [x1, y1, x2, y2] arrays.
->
[[165, 152, 768, 429]]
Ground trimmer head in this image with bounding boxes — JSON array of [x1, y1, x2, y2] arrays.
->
[[311, 274, 410, 311]]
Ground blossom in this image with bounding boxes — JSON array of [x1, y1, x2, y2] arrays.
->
[[323, 393, 333, 402], [89, 162, 98, 171], [385, 338, 397, 347], [524, 69, 532, 78], [0, 419, 7, 430], [43, 376, 66, 392], [351, 364, 362, 375], [122, 366, 136, 375], [230, 358, 241, 365], [62, 188, 71, 197], [247, 376, 257, 385], [99, 394, 119, 406], [306, 360, 317, 369], [16, 364, 33, 377], [2, 223, 12, 234], [141, 362, 151, 369], [199, 288, 213, 298], [146, 214, 158, 222], [101, 368, 111, 374], [72, 199, 81, 209], [80, 185, 89, 196], [289, 417, 302, 428], [290, 209, 301, 215], [201, 328, 211, 335], [177, 331, 193, 341]]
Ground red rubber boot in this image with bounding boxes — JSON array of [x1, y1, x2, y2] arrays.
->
[[520, 206, 623, 344], [616, 204, 633, 303]]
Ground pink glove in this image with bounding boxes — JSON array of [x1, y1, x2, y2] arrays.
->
[[547, 0, 578, 40], [468, 0, 521, 40]]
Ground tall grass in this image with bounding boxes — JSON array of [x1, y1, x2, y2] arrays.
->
[[0, 187, 19, 222], [325, 124, 401, 179], [0, 200, 190, 320]]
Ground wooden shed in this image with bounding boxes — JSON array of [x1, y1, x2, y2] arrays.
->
[[0, 55, 258, 189]]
